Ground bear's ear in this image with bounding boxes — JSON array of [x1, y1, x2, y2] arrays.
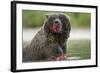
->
[[66, 14, 70, 21], [45, 13, 54, 18], [45, 14, 50, 18]]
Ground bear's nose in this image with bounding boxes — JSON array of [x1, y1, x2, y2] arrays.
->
[[54, 18, 61, 24], [54, 21, 59, 24]]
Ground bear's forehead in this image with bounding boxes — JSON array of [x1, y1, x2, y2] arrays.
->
[[49, 13, 65, 16], [48, 14, 67, 19], [49, 13, 70, 21]]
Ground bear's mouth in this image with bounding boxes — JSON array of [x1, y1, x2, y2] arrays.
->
[[51, 23, 62, 33]]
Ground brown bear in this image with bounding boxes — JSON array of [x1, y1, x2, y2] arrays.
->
[[23, 13, 71, 62]]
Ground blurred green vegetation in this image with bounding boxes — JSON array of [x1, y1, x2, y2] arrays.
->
[[22, 10, 91, 28], [67, 40, 91, 60]]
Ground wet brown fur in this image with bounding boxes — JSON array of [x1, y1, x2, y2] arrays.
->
[[23, 13, 71, 62]]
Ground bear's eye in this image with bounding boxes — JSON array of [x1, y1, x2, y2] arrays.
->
[[50, 16, 56, 19], [59, 15, 68, 22], [59, 15, 64, 19]]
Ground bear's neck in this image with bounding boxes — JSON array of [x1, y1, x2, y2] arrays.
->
[[46, 32, 67, 44]]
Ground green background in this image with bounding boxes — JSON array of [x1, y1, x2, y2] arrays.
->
[[22, 10, 91, 60]]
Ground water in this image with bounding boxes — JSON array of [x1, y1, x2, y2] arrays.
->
[[23, 28, 90, 41]]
